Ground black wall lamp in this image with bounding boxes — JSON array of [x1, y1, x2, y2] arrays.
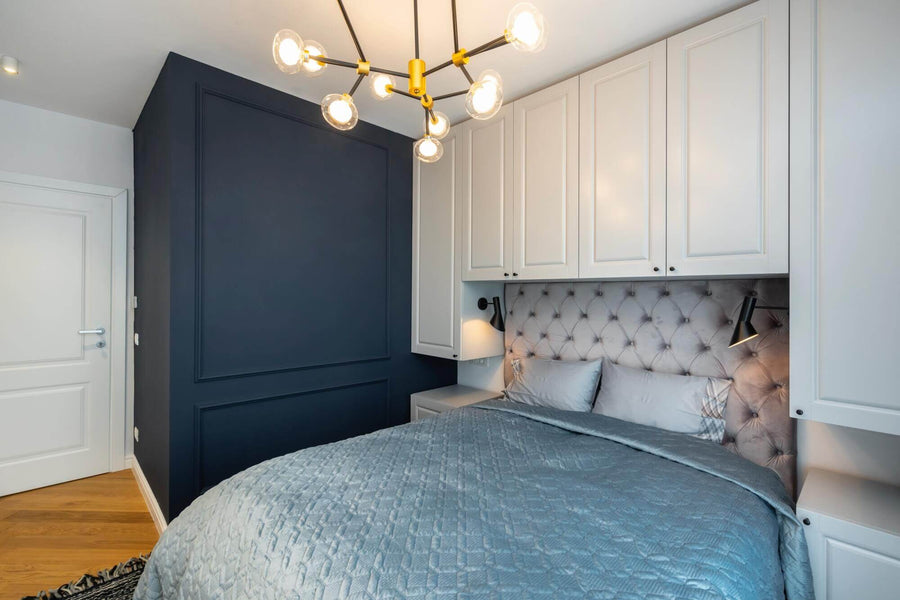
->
[[729, 296, 788, 348], [478, 296, 505, 332]]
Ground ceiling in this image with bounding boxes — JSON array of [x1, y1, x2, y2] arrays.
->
[[0, 0, 747, 138]]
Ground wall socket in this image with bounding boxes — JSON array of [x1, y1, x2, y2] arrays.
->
[[133, 426, 140, 443]]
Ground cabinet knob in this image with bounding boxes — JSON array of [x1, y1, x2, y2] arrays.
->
[[653, 267, 660, 272], [795, 409, 804, 416], [452, 354, 458, 358], [512, 273, 519, 277], [669, 266, 676, 272], [802, 518, 811, 526], [504, 273, 509, 277]]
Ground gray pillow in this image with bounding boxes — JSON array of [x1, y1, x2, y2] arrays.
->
[[592, 360, 731, 443], [504, 357, 603, 412]]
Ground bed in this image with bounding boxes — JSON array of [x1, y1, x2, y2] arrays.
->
[[136, 279, 813, 599]]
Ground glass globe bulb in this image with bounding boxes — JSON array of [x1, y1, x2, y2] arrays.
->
[[370, 73, 396, 101], [414, 136, 444, 163], [425, 111, 450, 139], [465, 71, 504, 120], [505, 3, 547, 52], [273, 29, 305, 74], [300, 40, 327, 77], [321, 93, 358, 130]]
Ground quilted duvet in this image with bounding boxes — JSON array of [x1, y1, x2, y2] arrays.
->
[[135, 400, 813, 600]]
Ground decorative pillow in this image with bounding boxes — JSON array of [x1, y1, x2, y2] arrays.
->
[[592, 360, 731, 443], [504, 357, 603, 412]]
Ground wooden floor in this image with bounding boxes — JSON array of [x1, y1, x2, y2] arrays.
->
[[0, 469, 159, 599]]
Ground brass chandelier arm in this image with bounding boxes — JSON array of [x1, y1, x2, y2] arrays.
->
[[432, 89, 468, 102], [315, 56, 409, 79], [348, 74, 365, 96], [451, 0, 460, 52], [414, 0, 420, 58], [336, 0, 366, 61], [459, 65, 475, 85], [423, 34, 508, 77]]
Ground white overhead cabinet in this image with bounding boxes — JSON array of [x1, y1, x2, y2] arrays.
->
[[411, 128, 505, 361], [666, 0, 789, 277], [459, 105, 513, 281], [578, 41, 667, 279], [513, 77, 579, 280], [790, 0, 900, 435]]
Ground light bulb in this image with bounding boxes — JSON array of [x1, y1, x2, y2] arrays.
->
[[300, 40, 327, 77], [414, 136, 444, 163], [273, 29, 305, 74], [505, 3, 547, 52], [370, 73, 395, 101], [465, 71, 504, 120], [425, 111, 450, 139], [321, 93, 358, 130]]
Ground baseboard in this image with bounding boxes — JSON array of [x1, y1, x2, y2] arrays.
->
[[128, 454, 167, 535]]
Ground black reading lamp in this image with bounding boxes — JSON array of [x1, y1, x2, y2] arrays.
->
[[477, 296, 505, 332], [729, 296, 788, 348]]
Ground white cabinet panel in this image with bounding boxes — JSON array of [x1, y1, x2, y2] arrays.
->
[[460, 107, 513, 281], [513, 77, 579, 280], [579, 41, 666, 279], [412, 135, 459, 359], [790, 0, 900, 435], [798, 470, 900, 600], [667, 0, 788, 276]]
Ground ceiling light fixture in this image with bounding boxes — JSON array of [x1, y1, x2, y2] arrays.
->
[[272, 1, 547, 161], [1, 55, 19, 76]]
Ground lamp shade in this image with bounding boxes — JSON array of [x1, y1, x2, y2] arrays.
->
[[729, 296, 760, 348], [489, 296, 505, 332]]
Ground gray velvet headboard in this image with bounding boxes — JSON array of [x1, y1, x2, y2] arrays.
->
[[504, 279, 794, 497]]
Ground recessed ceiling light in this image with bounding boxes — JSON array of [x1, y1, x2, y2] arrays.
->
[[2, 56, 20, 75]]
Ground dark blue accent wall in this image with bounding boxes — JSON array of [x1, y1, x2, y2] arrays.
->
[[133, 53, 456, 521]]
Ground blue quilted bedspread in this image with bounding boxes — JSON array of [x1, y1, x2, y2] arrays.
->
[[136, 400, 813, 599]]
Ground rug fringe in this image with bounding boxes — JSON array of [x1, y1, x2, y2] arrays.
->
[[22, 554, 150, 600]]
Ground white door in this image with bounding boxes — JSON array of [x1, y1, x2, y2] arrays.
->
[[459, 107, 514, 282], [411, 133, 460, 359], [579, 41, 667, 279], [0, 176, 116, 496], [513, 77, 579, 280], [666, 0, 788, 276]]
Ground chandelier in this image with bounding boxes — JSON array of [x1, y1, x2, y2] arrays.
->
[[271, 1, 547, 162]]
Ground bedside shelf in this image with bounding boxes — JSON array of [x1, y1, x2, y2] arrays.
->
[[410, 385, 501, 422], [797, 468, 900, 600]]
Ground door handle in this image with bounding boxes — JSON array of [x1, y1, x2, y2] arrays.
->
[[78, 328, 106, 335]]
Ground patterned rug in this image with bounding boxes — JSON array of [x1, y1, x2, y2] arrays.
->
[[21, 556, 148, 600]]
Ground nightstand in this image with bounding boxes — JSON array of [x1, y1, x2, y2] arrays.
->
[[410, 385, 502, 422], [797, 468, 900, 600]]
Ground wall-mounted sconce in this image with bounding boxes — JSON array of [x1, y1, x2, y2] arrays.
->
[[1, 55, 19, 76], [477, 296, 505, 332], [729, 296, 788, 348]]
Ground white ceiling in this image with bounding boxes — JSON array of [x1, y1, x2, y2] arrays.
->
[[0, 0, 747, 138]]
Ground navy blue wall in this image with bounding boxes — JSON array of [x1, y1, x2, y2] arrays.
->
[[134, 53, 456, 520]]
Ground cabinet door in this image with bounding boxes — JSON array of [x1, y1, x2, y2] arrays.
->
[[798, 510, 900, 600], [579, 41, 666, 279], [790, 0, 900, 434], [459, 107, 514, 281], [411, 134, 459, 359], [667, 0, 788, 276], [513, 77, 579, 280]]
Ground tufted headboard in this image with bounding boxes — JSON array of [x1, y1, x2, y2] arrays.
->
[[504, 279, 794, 497]]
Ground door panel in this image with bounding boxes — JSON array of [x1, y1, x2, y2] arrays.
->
[[460, 107, 513, 281], [579, 41, 666, 278], [513, 77, 579, 280], [0, 179, 112, 496], [411, 135, 459, 358], [667, 0, 788, 276]]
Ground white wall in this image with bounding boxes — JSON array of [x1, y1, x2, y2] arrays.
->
[[460, 342, 900, 491], [0, 98, 135, 461]]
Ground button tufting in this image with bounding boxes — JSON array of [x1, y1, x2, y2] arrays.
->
[[519, 290, 524, 295], [567, 290, 575, 296], [683, 317, 690, 323], [581, 313, 588, 319], [683, 371, 690, 376], [626, 340, 633, 346], [529, 311, 536, 317], [704, 345, 711, 351], [509, 310, 513, 316], [629, 291, 636, 297], [751, 352, 758, 358], [775, 322, 784, 328], [516, 331, 522, 336], [596, 291, 603, 297], [542, 290, 548, 295], [645, 315, 653, 322], [553, 355, 560, 360], [664, 344, 671, 350], [554, 313, 560, 318], [705, 290, 713, 296], [610, 314, 618, 320], [727, 319, 734, 326], [750, 290, 758, 297], [566, 336, 573, 341], [775, 449, 783, 456], [751, 412, 758, 418], [528, 352, 535, 357], [594, 336, 601, 343], [540, 333, 546, 339]]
